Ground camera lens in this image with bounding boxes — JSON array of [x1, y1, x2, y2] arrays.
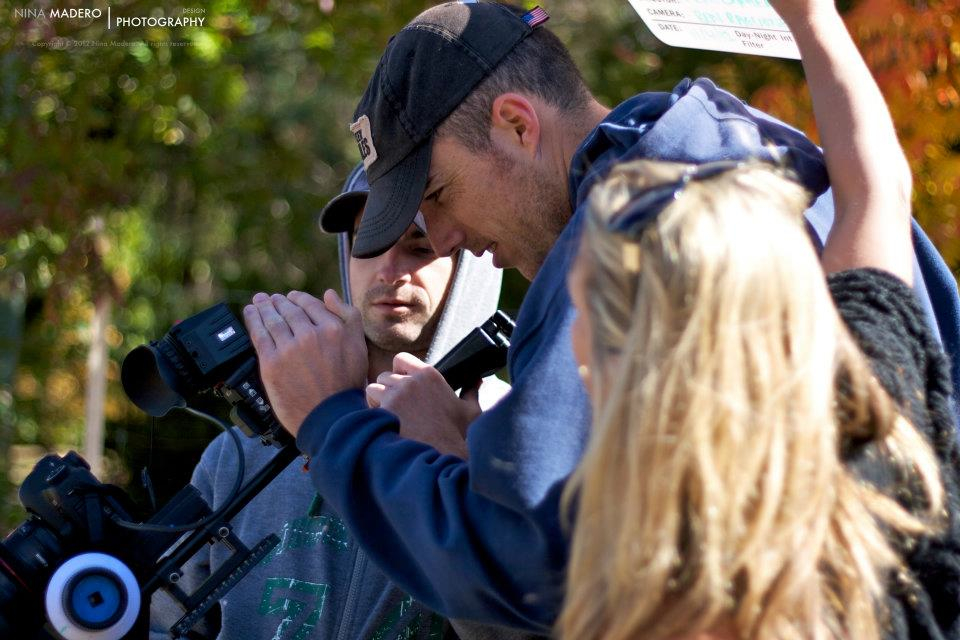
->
[[0, 522, 63, 636], [0, 557, 38, 636]]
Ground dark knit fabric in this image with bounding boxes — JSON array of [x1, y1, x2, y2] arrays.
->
[[829, 268, 960, 640]]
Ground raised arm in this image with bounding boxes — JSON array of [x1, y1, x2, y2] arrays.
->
[[772, 0, 913, 283]]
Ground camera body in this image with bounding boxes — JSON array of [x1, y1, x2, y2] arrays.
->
[[0, 451, 209, 639], [121, 303, 288, 446]]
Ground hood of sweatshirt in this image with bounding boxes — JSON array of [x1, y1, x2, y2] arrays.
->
[[335, 163, 505, 366]]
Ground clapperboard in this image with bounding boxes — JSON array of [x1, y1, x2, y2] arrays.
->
[[627, 0, 800, 59]]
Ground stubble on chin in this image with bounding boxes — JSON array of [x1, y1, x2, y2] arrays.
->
[[361, 311, 432, 354]]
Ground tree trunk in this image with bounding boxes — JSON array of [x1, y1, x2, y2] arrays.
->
[[84, 294, 110, 478]]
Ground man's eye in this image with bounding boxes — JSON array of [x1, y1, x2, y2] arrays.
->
[[425, 187, 443, 202], [413, 246, 435, 257]]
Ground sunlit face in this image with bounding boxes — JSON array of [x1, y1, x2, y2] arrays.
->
[[418, 135, 571, 281], [349, 221, 455, 354], [568, 249, 594, 396]]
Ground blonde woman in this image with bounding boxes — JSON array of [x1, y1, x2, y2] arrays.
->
[[560, 1, 960, 639]]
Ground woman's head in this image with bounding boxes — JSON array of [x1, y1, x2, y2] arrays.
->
[[569, 160, 817, 400], [562, 160, 941, 640]]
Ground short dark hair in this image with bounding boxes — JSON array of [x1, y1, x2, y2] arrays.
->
[[437, 3, 592, 154]]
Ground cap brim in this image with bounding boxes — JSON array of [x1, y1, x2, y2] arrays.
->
[[352, 139, 432, 258], [318, 191, 368, 234]]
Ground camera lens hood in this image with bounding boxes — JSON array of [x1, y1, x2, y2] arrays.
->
[[121, 343, 187, 417]]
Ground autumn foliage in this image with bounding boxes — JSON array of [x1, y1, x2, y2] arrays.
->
[[1, 0, 958, 526], [750, 0, 960, 266]]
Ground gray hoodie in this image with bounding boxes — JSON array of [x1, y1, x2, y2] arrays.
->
[[149, 168, 527, 640]]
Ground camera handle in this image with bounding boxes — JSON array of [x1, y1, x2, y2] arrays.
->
[[435, 310, 515, 391]]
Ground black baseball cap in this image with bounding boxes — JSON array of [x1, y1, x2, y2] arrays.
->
[[324, 1, 544, 258], [319, 164, 427, 237]]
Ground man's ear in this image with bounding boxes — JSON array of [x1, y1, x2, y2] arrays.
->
[[489, 93, 541, 159]]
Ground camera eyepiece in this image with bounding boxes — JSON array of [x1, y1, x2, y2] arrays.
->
[[121, 342, 188, 417]]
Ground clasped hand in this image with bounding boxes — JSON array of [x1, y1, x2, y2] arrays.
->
[[366, 352, 481, 459], [243, 290, 368, 439]]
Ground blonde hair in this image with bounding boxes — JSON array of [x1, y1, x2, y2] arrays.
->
[[559, 160, 943, 640]]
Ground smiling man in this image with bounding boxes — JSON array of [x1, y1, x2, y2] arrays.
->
[[241, 1, 960, 634]]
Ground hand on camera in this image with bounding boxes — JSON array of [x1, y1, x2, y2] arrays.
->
[[244, 289, 367, 438], [366, 352, 481, 459]]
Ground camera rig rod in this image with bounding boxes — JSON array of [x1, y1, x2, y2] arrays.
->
[[143, 443, 300, 629]]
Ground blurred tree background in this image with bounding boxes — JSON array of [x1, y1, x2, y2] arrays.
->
[[0, 0, 958, 529]]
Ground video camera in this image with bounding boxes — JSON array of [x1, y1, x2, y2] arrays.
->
[[121, 303, 288, 447], [0, 302, 513, 639]]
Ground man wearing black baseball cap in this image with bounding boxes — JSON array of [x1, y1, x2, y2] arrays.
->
[[320, 0, 579, 277], [242, 1, 960, 633]]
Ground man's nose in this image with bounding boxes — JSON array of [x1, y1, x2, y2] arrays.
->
[[375, 251, 413, 285], [431, 236, 461, 259], [420, 210, 464, 258]]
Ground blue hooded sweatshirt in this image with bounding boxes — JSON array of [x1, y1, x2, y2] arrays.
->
[[294, 78, 960, 633]]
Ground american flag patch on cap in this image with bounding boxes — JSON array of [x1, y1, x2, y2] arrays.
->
[[521, 5, 549, 27]]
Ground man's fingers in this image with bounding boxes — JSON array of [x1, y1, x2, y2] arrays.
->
[[366, 383, 385, 408], [272, 293, 314, 334], [458, 379, 483, 435], [243, 304, 276, 353], [323, 289, 362, 326], [376, 372, 408, 387], [393, 352, 430, 375], [460, 378, 482, 403], [288, 290, 335, 326], [253, 294, 294, 343]]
